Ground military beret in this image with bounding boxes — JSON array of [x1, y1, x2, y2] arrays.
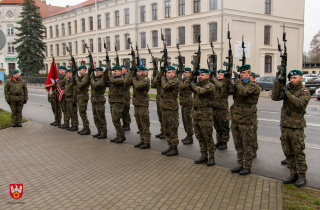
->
[[121, 65, 128, 69], [112, 66, 122, 70], [12, 69, 19, 75], [95, 67, 104, 71], [143, 67, 149, 71], [198, 68, 210, 74], [66, 69, 72, 73], [288, 70, 303, 78], [137, 66, 145, 71], [218, 69, 226, 74], [78, 65, 87, 70], [238, 64, 251, 72], [165, 66, 176, 72], [59, 66, 67, 70], [250, 72, 256, 77], [184, 67, 191, 72]]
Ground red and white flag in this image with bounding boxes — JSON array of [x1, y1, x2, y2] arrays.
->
[[45, 62, 64, 101]]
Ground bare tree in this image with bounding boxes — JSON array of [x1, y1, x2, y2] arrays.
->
[[308, 30, 320, 63]]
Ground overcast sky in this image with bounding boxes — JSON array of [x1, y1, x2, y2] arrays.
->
[[46, 0, 320, 54]]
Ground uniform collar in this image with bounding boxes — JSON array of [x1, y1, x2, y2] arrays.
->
[[290, 81, 303, 91]]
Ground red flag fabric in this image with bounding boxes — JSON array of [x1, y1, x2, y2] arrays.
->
[[45, 62, 64, 100]]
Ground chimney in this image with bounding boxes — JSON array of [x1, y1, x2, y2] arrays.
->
[[66, 5, 69, 8]]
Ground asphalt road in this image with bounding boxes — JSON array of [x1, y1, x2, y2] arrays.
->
[[1, 85, 320, 189]]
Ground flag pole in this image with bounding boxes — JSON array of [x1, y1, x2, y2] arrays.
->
[[51, 49, 59, 126]]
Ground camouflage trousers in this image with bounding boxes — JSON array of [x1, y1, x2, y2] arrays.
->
[[162, 109, 179, 147], [231, 122, 254, 169], [59, 95, 68, 125], [66, 101, 78, 127], [121, 98, 131, 127], [156, 100, 164, 133], [194, 120, 216, 158], [134, 106, 151, 143], [212, 109, 230, 143], [181, 105, 194, 137], [281, 127, 308, 176], [110, 102, 125, 137], [9, 100, 24, 123], [78, 99, 90, 128], [50, 97, 61, 123], [92, 102, 107, 135], [252, 119, 258, 152]]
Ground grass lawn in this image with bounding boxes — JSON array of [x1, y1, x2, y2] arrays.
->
[[282, 183, 320, 210], [0, 109, 27, 130]]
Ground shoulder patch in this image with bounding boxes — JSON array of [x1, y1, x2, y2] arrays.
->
[[304, 90, 309, 92]]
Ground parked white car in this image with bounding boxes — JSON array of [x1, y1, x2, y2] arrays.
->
[[303, 74, 320, 87], [316, 88, 320, 100]]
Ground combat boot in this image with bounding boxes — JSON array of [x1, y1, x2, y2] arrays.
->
[[166, 146, 179, 156], [181, 136, 188, 142], [155, 132, 163, 138], [115, 136, 126, 143], [215, 141, 222, 148], [140, 143, 150, 149], [207, 157, 215, 166], [110, 137, 118, 142], [77, 128, 85, 134], [159, 133, 166, 139], [50, 121, 56, 126], [295, 176, 307, 187], [194, 156, 208, 164], [283, 174, 299, 184], [123, 125, 131, 131], [239, 168, 251, 175], [12, 123, 17, 127], [17, 122, 22, 127], [161, 147, 172, 155], [69, 126, 78, 131], [97, 134, 107, 139], [252, 151, 257, 158], [58, 124, 62, 128], [134, 142, 144, 148], [53, 122, 59, 126], [61, 124, 69, 129], [281, 159, 287, 165], [92, 133, 101, 138], [218, 143, 227, 150], [137, 131, 139, 134], [230, 166, 243, 173], [80, 128, 91, 135], [183, 136, 193, 145]]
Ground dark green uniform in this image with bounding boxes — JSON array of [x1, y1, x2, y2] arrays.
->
[[48, 92, 61, 124], [75, 73, 90, 130], [58, 74, 68, 126], [64, 77, 78, 128], [122, 73, 131, 129], [151, 76, 164, 135]]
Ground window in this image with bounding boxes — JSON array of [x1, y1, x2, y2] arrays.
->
[[45, 64, 48, 73], [208, 54, 217, 70], [115, 11, 119, 26], [62, 43, 66, 55], [210, 0, 217, 10], [141, 59, 146, 67], [98, 15, 101, 29], [125, 34, 130, 49], [264, 26, 271, 45], [74, 20, 77, 33], [106, 13, 110, 28], [265, 55, 272, 73], [68, 42, 72, 53], [75, 41, 78, 54], [89, 17, 93, 31], [123, 59, 130, 67], [82, 40, 86, 53], [106, 37, 110, 51], [55, 25, 59, 37], [62, 23, 65, 36], [265, 0, 271, 14], [7, 24, 14, 35], [50, 26, 53, 38], [209, 22, 217, 42], [45, 46, 47, 56], [56, 44, 59, 56], [115, 35, 120, 50], [140, 6, 145, 22], [194, 0, 201, 13], [152, 3, 158, 20], [125, 9, 129, 24], [165, 1, 171, 18], [8, 43, 14, 53], [141, 32, 146, 48], [62, 62, 66, 67], [98, 38, 102, 52], [90, 39, 93, 52], [81, 18, 85, 32], [44, 28, 47, 39], [68, 22, 71, 35], [50, 45, 53, 56], [152, 31, 158, 47], [178, 27, 185, 45], [193, 25, 200, 44], [179, 0, 185, 16], [165, 29, 171, 46]]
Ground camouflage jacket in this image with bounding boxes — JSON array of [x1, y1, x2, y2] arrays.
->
[[160, 76, 180, 110], [271, 80, 310, 128], [58, 74, 67, 91], [64, 77, 77, 102], [211, 78, 229, 110], [75, 73, 90, 101], [90, 74, 107, 104], [179, 77, 193, 107], [151, 75, 163, 103], [230, 78, 260, 124], [123, 74, 131, 101], [107, 71, 125, 104], [125, 71, 150, 107], [4, 77, 28, 102]]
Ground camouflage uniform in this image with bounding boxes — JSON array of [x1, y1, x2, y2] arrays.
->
[[75, 73, 90, 129], [48, 93, 61, 123], [179, 77, 194, 138], [107, 71, 125, 137], [151, 76, 164, 134], [64, 77, 78, 127], [4, 77, 28, 124], [211, 78, 230, 144], [126, 71, 151, 143], [271, 80, 310, 176], [122, 73, 131, 128], [58, 74, 68, 125], [230, 78, 260, 169]]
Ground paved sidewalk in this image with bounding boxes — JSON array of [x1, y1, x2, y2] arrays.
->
[[0, 121, 282, 210]]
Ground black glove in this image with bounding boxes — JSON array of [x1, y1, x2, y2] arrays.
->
[[23, 100, 27, 104], [281, 85, 289, 92], [224, 72, 230, 78], [53, 85, 57, 89], [278, 76, 286, 84], [7, 101, 10, 105], [190, 81, 195, 87], [72, 102, 77, 107], [48, 97, 50, 103], [233, 71, 240, 79], [160, 66, 166, 72]]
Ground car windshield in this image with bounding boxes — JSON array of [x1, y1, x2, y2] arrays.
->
[[308, 78, 319, 82]]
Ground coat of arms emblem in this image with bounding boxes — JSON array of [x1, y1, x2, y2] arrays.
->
[[10, 184, 23, 199]]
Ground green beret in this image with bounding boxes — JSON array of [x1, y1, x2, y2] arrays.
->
[[78, 65, 87, 70], [218, 69, 226, 74], [121, 65, 128, 69], [165, 66, 176, 72], [66, 69, 72, 73], [143, 67, 149, 71], [288, 70, 303, 79], [184, 67, 191, 72], [198, 68, 210, 74], [250, 72, 256, 77], [12, 69, 19, 75], [59, 66, 67, 70], [95, 67, 104, 71], [112, 66, 122, 70], [137, 66, 145, 71], [238, 64, 251, 72]]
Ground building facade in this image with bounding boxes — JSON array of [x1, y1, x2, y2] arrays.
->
[[42, 0, 304, 77]]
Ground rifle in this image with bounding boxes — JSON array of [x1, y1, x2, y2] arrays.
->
[[66, 46, 78, 78], [277, 24, 287, 86], [191, 35, 201, 83], [147, 44, 158, 78], [112, 45, 120, 66], [84, 43, 95, 77], [128, 38, 138, 76], [236, 36, 246, 70], [223, 23, 234, 94], [102, 38, 111, 83], [159, 28, 168, 77], [207, 41, 217, 79], [173, 43, 184, 77]]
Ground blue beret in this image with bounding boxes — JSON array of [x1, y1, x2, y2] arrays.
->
[[78, 65, 87, 70], [288, 70, 303, 78], [59, 66, 67, 70], [184, 67, 191, 72], [66, 69, 72, 73], [121, 65, 128, 69], [238, 64, 251, 72], [12, 69, 19, 75], [165, 66, 176, 72], [113, 66, 122, 70], [218, 69, 226, 74], [95, 67, 104, 71], [198, 68, 210, 74]]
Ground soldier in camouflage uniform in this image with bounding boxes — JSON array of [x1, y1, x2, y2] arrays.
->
[[230, 64, 260, 175], [48, 92, 61, 126], [271, 69, 310, 187], [156, 66, 180, 156], [186, 69, 216, 166], [151, 73, 165, 139], [64, 69, 78, 131], [125, 66, 151, 149], [121, 65, 131, 131], [250, 72, 258, 158], [74, 66, 91, 135], [107, 66, 126, 143], [211, 70, 230, 150], [179, 67, 194, 145], [4, 69, 28, 127], [58, 66, 69, 129]]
